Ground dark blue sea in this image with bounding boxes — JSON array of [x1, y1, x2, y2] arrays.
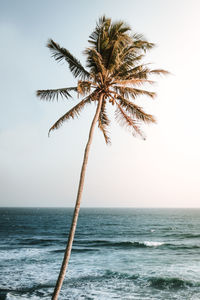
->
[[0, 208, 200, 299]]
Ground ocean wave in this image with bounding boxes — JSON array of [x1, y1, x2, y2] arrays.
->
[[179, 233, 200, 239], [0, 272, 138, 298], [163, 233, 200, 239], [67, 270, 139, 285], [0, 284, 53, 299], [7, 238, 200, 252], [170, 244, 200, 250], [68, 271, 200, 291], [1, 272, 200, 299], [148, 276, 200, 290], [76, 240, 165, 249], [18, 238, 64, 246], [50, 241, 165, 254], [143, 241, 164, 247], [75, 240, 200, 250], [52, 248, 97, 253]]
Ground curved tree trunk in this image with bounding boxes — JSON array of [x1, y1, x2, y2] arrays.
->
[[51, 95, 103, 300]]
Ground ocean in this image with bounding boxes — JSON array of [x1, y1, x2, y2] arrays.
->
[[0, 208, 200, 299]]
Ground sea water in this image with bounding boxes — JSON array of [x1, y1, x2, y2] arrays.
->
[[0, 208, 200, 299]]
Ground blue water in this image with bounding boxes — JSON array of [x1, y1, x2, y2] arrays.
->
[[0, 208, 200, 299]]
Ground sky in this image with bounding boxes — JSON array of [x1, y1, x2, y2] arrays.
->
[[0, 0, 200, 207]]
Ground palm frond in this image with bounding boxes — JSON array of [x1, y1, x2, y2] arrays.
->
[[106, 35, 126, 71], [88, 16, 111, 52], [117, 96, 156, 124], [106, 22, 132, 71], [47, 39, 90, 80], [98, 99, 111, 144], [88, 16, 133, 72], [109, 21, 131, 36], [133, 40, 155, 52], [48, 91, 99, 135], [119, 65, 152, 80], [115, 102, 144, 137], [36, 87, 77, 101], [114, 86, 156, 100], [77, 81, 94, 96], [84, 48, 106, 75], [108, 33, 154, 76], [124, 68, 169, 80], [113, 78, 154, 86], [131, 33, 155, 52], [113, 55, 144, 78], [150, 69, 170, 76]]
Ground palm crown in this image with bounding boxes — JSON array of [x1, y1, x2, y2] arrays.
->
[[37, 16, 167, 143]]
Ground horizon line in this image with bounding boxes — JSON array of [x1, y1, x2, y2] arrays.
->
[[1, 206, 200, 209]]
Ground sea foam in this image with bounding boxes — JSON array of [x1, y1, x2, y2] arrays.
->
[[143, 241, 164, 247]]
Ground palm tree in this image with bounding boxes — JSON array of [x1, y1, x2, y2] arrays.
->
[[37, 16, 168, 299]]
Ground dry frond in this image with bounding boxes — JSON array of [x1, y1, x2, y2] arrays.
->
[[48, 91, 99, 135], [84, 48, 106, 75], [77, 81, 93, 96], [88, 16, 111, 52], [150, 69, 170, 76], [98, 99, 111, 144], [117, 96, 156, 124], [115, 102, 144, 137], [113, 79, 154, 86], [114, 86, 156, 100]]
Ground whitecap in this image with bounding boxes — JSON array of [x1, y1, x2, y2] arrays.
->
[[143, 241, 164, 247]]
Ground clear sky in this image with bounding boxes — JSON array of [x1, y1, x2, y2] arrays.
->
[[1, 0, 200, 207]]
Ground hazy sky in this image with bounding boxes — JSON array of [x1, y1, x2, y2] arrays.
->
[[1, 0, 200, 207]]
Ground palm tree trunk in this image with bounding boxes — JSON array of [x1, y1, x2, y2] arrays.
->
[[51, 94, 103, 300]]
